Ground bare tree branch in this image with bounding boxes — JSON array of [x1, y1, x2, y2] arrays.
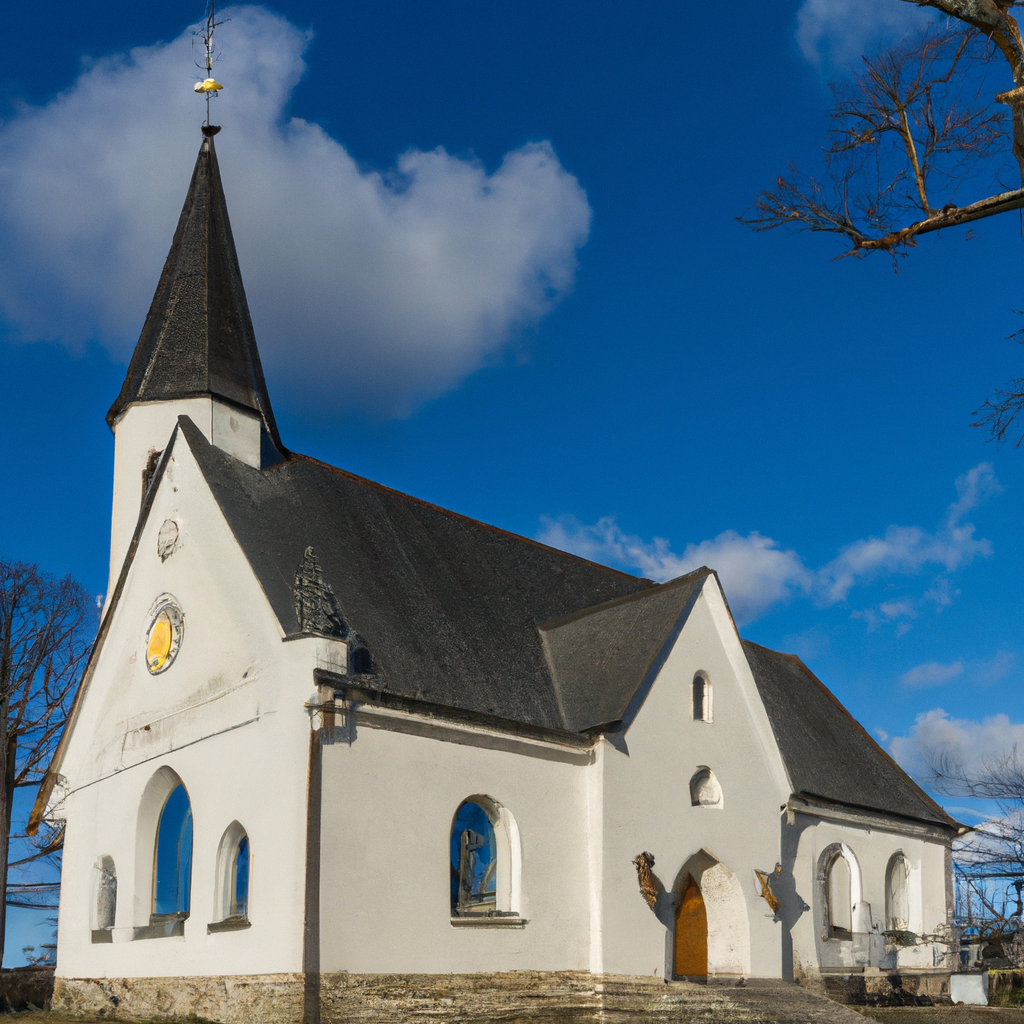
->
[[0, 562, 95, 966], [744, 6, 1024, 447], [742, 25, 1014, 256], [926, 743, 1024, 892]]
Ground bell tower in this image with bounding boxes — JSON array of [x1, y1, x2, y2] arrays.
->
[[105, 127, 283, 598]]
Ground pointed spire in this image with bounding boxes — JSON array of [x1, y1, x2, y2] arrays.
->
[[107, 130, 281, 448]]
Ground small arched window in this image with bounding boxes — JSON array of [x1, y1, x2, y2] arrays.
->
[[213, 821, 251, 928], [689, 767, 723, 808], [92, 856, 117, 939], [350, 646, 372, 675], [451, 800, 496, 915], [826, 851, 853, 938], [154, 783, 192, 918], [692, 674, 712, 722], [886, 853, 910, 933], [449, 796, 520, 918]]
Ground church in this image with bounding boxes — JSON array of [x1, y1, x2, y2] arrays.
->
[[30, 127, 965, 1023]]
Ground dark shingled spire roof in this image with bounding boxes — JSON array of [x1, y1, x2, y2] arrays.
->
[[107, 131, 281, 447]]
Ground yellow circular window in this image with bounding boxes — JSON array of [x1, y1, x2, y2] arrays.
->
[[146, 600, 183, 674]]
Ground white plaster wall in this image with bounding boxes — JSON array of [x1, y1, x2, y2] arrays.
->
[[597, 579, 793, 980], [786, 812, 952, 978], [108, 400, 260, 598], [57, 432, 312, 979], [318, 723, 593, 974], [108, 399, 212, 597]]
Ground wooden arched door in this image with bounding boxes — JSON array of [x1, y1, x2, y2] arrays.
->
[[674, 876, 708, 979]]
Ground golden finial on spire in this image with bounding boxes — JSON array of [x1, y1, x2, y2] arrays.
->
[[193, 2, 225, 127]]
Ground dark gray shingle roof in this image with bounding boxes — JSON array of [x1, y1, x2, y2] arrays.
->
[[743, 641, 959, 829], [540, 572, 709, 732], [107, 133, 280, 447], [180, 417, 670, 732]]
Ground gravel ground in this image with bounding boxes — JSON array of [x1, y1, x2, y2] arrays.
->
[[855, 1009, 1024, 1024], [4, 990, 1022, 1024]]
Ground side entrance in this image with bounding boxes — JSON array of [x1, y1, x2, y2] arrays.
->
[[674, 875, 708, 978]]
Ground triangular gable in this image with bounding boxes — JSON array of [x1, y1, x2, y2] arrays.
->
[[539, 568, 710, 731], [28, 427, 183, 832]]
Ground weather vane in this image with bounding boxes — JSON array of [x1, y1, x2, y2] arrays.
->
[[193, 1, 224, 129]]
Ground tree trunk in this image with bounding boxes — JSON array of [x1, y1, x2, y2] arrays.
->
[[0, 730, 16, 967]]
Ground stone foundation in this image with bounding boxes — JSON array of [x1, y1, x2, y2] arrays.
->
[[54, 973, 305, 1023], [989, 969, 1024, 1007], [0, 965, 55, 1011], [54, 971, 852, 1023], [802, 967, 951, 1006]]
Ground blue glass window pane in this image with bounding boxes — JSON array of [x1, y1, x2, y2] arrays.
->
[[449, 801, 496, 915], [232, 835, 249, 918], [154, 784, 192, 916]]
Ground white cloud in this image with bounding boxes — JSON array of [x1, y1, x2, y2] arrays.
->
[[891, 649, 1015, 691], [536, 517, 810, 625], [815, 464, 998, 604], [0, 7, 591, 415], [796, 0, 932, 68], [901, 660, 964, 689], [976, 650, 1017, 685], [539, 463, 998, 626], [889, 709, 1024, 784]]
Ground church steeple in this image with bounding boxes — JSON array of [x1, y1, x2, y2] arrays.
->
[[105, 128, 283, 600], [107, 129, 280, 448]]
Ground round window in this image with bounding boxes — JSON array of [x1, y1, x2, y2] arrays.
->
[[146, 600, 183, 674]]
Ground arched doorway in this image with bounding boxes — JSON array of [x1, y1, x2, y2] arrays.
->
[[674, 875, 708, 978], [672, 850, 751, 978]]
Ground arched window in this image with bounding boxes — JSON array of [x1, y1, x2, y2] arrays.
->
[[886, 853, 910, 933], [91, 856, 116, 940], [689, 767, 723, 808], [213, 821, 251, 928], [826, 851, 853, 938], [350, 646, 372, 675], [449, 796, 520, 918], [692, 674, 712, 722], [154, 783, 192, 918]]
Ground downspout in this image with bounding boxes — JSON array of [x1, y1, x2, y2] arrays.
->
[[303, 698, 324, 1024]]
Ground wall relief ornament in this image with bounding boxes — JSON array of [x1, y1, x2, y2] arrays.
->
[[293, 547, 348, 639], [146, 597, 184, 674]]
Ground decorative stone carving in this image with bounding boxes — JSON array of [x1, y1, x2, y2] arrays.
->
[[157, 520, 180, 561], [294, 547, 348, 639], [632, 851, 658, 908]]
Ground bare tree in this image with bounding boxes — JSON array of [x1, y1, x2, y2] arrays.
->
[[930, 746, 1024, 869], [0, 562, 94, 966], [972, 320, 1024, 447], [926, 744, 1024, 961], [742, 1, 1024, 442]]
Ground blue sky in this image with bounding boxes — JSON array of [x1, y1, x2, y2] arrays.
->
[[2, 0, 1024, 960]]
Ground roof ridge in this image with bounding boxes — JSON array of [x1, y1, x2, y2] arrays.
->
[[538, 566, 712, 632]]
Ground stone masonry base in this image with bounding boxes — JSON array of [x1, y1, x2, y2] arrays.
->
[[52, 970, 932, 1023], [803, 968, 952, 1006]]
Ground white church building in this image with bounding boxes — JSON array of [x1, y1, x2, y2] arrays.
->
[[30, 128, 965, 1022]]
